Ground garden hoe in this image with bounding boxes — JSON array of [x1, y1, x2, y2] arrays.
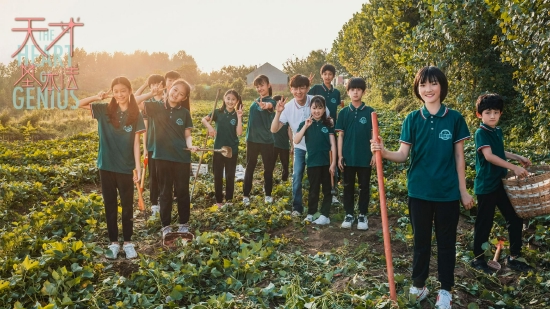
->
[[184, 146, 233, 159], [140, 156, 149, 221], [487, 237, 506, 272], [133, 170, 145, 217]]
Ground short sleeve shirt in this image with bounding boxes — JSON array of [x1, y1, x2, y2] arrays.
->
[[399, 104, 470, 201], [246, 96, 275, 144], [144, 97, 162, 152], [335, 102, 374, 167], [298, 119, 334, 167], [211, 108, 240, 154], [308, 84, 341, 120], [91, 103, 145, 174], [273, 123, 290, 150], [474, 123, 507, 195], [144, 100, 193, 163]]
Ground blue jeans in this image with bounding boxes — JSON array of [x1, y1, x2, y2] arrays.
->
[[292, 148, 306, 212]]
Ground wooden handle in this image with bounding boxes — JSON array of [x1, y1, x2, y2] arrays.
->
[[493, 242, 503, 262], [133, 170, 145, 211]]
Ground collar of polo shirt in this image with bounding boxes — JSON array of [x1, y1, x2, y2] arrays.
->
[[348, 102, 366, 111], [480, 123, 499, 132], [321, 83, 333, 93], [164, 100, 182, 109], [420, 104, 448, 120]]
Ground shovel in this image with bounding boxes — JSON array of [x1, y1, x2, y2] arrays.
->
[[487, 238, 505, 272], [184, 146, 233, 158], [330, 151, 337, 195]]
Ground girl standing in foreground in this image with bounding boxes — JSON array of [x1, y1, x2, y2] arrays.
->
[[140, 79, 198, 237], [243, 75, 276, 205], [293, 95, 336, 225], [78, 76, 145, 259], [201, 89, 244, 208], [371, 66, 474, 309]]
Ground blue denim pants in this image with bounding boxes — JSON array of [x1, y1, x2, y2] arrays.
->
[[292, 148, 306, 212]]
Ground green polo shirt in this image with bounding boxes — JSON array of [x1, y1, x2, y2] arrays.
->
[[245, 96, 275, 144], [210, 108, 240, 154], [308, 84, 341, 119], [474, 123, 508, 195], [273, 123, 290, 150], [335, 102, 374, 167], [298, 119, 335, 167], [91, 103, 145, 174], [144, 100, 193, 163], [144, 97, 162, 152], [399, 104, 470, 202]]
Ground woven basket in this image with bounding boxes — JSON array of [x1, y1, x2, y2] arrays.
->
[[502, 165, 550, 219]]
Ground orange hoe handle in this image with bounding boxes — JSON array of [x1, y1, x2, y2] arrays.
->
[[133, 170, 145, 212], [372, 112, 397, 302]]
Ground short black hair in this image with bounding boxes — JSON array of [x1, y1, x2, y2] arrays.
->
[[289, 74, 310, 88], [346, 77, 366, 91], [272, 95, 282, 101], [413, 66, 448, 103], [320, 64, 336, 76], [147, 74, 165, 87], [476, 93, 504, 114], [164, 70, 181, 80]]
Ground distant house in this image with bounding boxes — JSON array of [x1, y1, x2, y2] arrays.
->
[[246, 63, 289, 91]]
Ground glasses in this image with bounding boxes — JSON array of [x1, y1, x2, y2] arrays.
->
[[291, 86, 308, 92]]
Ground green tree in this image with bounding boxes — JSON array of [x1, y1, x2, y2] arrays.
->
[[282, 49, 329, 84]]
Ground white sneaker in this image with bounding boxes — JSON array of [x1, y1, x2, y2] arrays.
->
[[291, 210, 301, 217], [313, 215, 330, 225], [332, 196, 339, 204], [177, 223, 189, 233], [265, 196, 273, 204], [243, 197, 250, 206], [409, 286, 429, 303], [123, 243, 137, 259], [161, 226, 172, 238], [303, 214, 313, 222], [435, 289, 452, 309], [341, 214, 354, 229], [106, 244, 120, 260], [151, 205, 160, 216], [357, 215, 368, 230]]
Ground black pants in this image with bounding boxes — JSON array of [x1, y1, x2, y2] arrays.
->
[[243, 141, 275, 197], [274, 147, 290, 181], [342, 166, 371, 215], [148, 150, 159, 205], [409, 197, 459, 291], [213, 150, 238, 203], [156, 159, 190, 227], [307, 166, 332, 216], [474, 184, 523, 258], [100, 169, 134, 242]]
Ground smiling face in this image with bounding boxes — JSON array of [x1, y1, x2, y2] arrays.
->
[[321, 70, 334, 86], [224, 93, 239, 111], [310, 102, 325, 120], [112, 83, 131, 104], [290, 86, 308, 103], [417, 80, 441, 105], [168, 83, 188, 105], [479, 109, 502, 128], [255, 81, 270, 97]]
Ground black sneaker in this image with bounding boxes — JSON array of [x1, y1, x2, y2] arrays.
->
[[470, 259, 493, 274], [506, 256, 535, 273]]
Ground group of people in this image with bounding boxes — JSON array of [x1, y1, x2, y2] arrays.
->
[[81, 64, 534, 309]]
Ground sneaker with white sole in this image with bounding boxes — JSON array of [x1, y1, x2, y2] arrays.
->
[[123, 243, 137, 259], [151, 205, 160, 217], [357, 215, 368, 230], [303, 214, 313, 222], [161, 226, 172, 238], [106, 244, 120, 260], [177, 223, 189, 233], [409, 286, 429, 303], [291, 210, 301, 217], [341, 214, 354, 229], [435, 289, 452, 309], [313, 215, 330, 225], [332, 196, 339, 204], [243, 197, 250, 206], [265, 196, 273, 204]]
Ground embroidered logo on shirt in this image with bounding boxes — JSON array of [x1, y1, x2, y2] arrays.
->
[[230, 119, 237, 125], [123, 125, 133, 132], [321, 127, 328, 133], [359, 117, 367, 124], [331, 98, 336, 103], [439, 129, 452, 140], [176, 118, 184, 126]]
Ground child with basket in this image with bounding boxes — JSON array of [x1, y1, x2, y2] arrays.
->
[[471, 93, 534, 273]]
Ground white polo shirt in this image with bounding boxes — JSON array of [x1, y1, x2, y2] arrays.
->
[[279, 95, 330, 151]]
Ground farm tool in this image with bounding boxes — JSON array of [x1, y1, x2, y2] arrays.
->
[[184, 146, 233, 158]]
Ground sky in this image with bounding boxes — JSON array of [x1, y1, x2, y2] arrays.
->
[[0, 0, 366, 73]]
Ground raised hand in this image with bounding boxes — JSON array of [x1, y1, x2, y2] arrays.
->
[[308, 73, 315, 84], [150, 83, 165, 96], [304, 117, 313, 128], [207, 128, 216, 137], [276, 96, 286, 113], [237, 104, 244, 117], [97, 89, 112, 100]]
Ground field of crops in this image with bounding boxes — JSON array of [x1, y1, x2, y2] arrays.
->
[[1, 100, 550, 308]]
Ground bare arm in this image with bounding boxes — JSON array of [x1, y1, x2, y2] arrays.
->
[[370, 136, 411, 163], [79, 90, 110, 110], [455, 141, 473, 209], [236, 110, 243, 136], [329, 134, 336, 175], [293, 119, 311, 144], [142, 119, 148, 158], [482, 148, 529, 177], [505, 151, 532, 167], [135, 81, 148, 96], [134, 133, 141, 183], [270, 99, 286, 133], [185, 128, 198, 151], [338, 131, 344, 170], [201, 115, 216, 137]]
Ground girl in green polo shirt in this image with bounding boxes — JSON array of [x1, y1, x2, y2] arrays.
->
[[293, 96, 337, 225], [370, 66, 474, 309], [202, 89, 244, 208], [78, 76, 145, 260]]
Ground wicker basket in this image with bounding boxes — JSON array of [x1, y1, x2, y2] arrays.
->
[[502, 165, 550, 219]]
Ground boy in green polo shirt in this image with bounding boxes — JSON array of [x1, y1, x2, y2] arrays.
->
[[336, 77, 375, 230], [272, 95, 292, 182], [471, 93, 534, 273]]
